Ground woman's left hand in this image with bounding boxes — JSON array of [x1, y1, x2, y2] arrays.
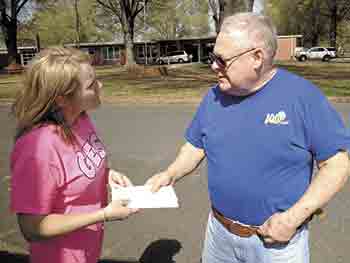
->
[[108, 169, 133, 188]]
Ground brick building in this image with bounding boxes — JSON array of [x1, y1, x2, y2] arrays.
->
[[0, 35, 303, 67], [65, 35, 303, 65]]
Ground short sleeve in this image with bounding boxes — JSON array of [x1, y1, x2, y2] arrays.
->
[[185, 95, 208, 149], [305, 92, 349, 161], [10, 156, 58, 214]]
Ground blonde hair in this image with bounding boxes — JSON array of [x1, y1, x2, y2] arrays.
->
[[12, 47, 91, 141]]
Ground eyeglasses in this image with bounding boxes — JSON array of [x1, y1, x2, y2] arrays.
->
[[209, 48, 256, 70]]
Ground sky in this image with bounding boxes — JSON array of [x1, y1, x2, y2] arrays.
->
[[253, 0, 265, 14]]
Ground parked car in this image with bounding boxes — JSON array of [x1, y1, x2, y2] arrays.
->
[[156, 50, 192, 64], [295, 47, 337, 62]]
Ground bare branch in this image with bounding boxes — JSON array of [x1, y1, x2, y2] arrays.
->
[[96, 0, 122, 23], [96, 0, 113, 12], [16, 0, 30, 16], [133, 1, 144, 19]]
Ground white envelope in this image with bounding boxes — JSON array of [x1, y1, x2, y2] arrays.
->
[[111, 185, 179, 209]]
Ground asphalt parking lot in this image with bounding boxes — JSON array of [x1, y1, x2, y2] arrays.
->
[[1, 103, 349, 263]]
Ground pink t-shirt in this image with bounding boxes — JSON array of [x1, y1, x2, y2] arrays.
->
[[10, 113, 108, 263]]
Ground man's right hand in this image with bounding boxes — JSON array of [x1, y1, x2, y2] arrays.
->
[[145, 171, 174, 192], [144, 143, 205, 193]]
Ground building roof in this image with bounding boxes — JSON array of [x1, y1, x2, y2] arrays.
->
[[278, 35, 303, 39], [64, 34, 303, 48], [0, 46, 37, 54]]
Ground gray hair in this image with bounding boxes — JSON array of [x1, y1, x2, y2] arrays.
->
[[221, 12, 277, 60]]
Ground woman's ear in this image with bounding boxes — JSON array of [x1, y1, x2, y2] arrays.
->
[[55, 95, 66, 109]]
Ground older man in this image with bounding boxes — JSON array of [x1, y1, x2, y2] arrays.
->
[[146, 13, 349, 263]]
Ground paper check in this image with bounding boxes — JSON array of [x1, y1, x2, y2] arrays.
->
[[111, 185, 179, 208]]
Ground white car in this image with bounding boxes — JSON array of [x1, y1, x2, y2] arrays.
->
[[156, 50, 192, 64], [295, 47, 337, 62]]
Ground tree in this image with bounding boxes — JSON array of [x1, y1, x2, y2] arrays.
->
[[74, 0, 81, 46], [179, 0, 210, 38], [301, 1, 323, 46], [209, 0, 251, 33], [267, 0, 325, 47], [19, 0, 115, 47], [244, 0, 254, 11], [252, 0, 265, 13], [267, 0, 350, 48], [143, 1, 182, 40], [145, 0, 209, 40], [0, 0, 31, 65], [324, 0, 350, 47], [209, 0, 224, 33], [96, 0, 150, 66]]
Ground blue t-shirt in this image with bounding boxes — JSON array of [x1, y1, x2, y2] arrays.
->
[[185, 68, 349, 226]]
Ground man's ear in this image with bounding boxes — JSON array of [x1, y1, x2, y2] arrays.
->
[[252, 48, 264, 70]]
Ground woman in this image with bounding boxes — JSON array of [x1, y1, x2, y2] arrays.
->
[[10, 47, 138, 263]]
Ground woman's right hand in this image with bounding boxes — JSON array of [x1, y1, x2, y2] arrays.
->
[[103, 200, 139, 221]]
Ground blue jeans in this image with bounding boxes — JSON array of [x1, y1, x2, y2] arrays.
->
[[202, 213, 310, 263]]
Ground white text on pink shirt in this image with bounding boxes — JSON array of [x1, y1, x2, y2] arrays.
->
[[77, 133, 106, 178]]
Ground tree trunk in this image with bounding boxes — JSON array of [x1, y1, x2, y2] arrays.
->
[[209, 0, 220, 34], [6, 19, 18, 65], [310, 13, 320, 47], [214, 19, 219, 34], [0, 0, 20, 66], [217, 0, 225, 33], [124, 29, 135, 65], [208, 0, 224, 34], [329, 1, 337, 47], [304, 2, 321, 47], [245, 0, 254, 12], [36, 33, 41, 51], [224, 0, 234, 17], [120, 0, 136, 66], [74, 0, 81, 47]]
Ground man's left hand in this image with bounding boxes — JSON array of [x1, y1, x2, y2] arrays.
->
[[257, 212, 298, 244]]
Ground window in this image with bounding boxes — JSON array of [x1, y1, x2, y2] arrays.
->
[[296, 38, 303, 47], [170, 51, 184, 56], [102, 46, 119, 60], [137, 46, 145, 57], [88, 48, 95, 55], [310, 48, 323, 52], [21, 50, 37, 65]]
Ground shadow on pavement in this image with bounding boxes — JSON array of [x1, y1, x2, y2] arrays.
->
[[0, 251, 28, 263], [139, 239, 182, 263], [100, 260, 139, 263], [0, 252, 139, 263], [0, 239, 182, 263]]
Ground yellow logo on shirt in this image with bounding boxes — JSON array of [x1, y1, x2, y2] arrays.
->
[[264, 111, 289, 125]]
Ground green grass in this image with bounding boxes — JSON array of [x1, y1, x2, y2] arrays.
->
[[277, 61, 350, 96], [1, 61, 349, 103], [0, 73, 23, 99]]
